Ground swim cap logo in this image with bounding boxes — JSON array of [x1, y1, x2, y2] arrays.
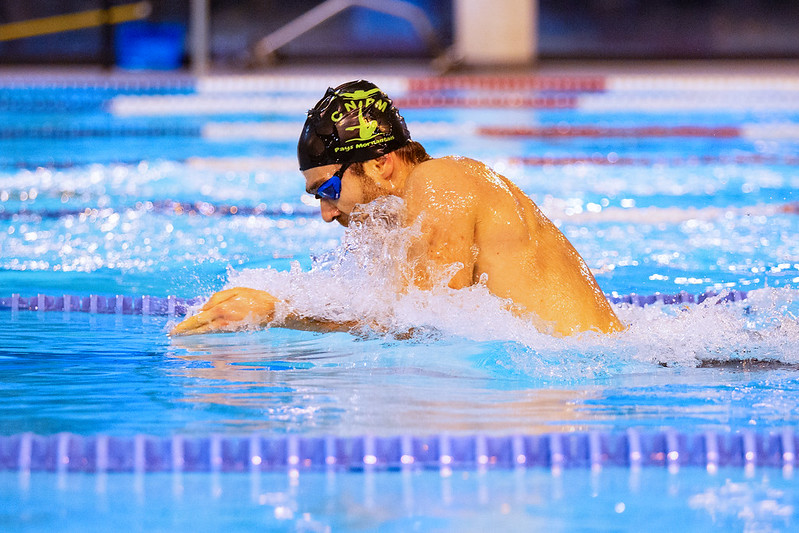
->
[[333, 87, 390, 144], [346, 108, 379, 142]]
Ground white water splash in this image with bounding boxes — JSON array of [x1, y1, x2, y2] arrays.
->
[[220, 196, 799, 378], [614, 288, 799, 367]]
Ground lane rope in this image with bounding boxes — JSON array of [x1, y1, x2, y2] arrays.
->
[[0, 429, 791, 473], [1, 201, 319, 220], [0, 290, 748, 316], [4, 73, 799, 94], [5, 152, 799, 171], [3, 121, 799, 141], [0, 294, 201, 316]]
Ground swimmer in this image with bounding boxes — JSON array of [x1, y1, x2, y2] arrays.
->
[[171, 80, 624, 337]]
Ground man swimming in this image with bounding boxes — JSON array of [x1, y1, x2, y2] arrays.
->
[[171, 80, 624, 337]]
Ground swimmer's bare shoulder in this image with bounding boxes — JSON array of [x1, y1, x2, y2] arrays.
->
[[403, 156, 484, 208], [404, 156, 494, 224], [408, 156, 483, 180], [403, 155, 530, 245], [401, 157, 483, 290]]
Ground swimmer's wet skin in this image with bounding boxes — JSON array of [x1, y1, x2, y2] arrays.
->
[[170, 80, 624, 338]]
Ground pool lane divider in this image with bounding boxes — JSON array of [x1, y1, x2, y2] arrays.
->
[[606, 290, 747, 306], [107, 91, 799, 116], [0, 124, 203, 138], [481, 124, 799, 140], [6, 73, 799, 94], [478, 125, 742, 138], [0, 290, 748, 316], [0, 429, 795, 473], [5, 121, 799, 141], [196, 74, 799, 94], [2, 200, 320, 220], [0, 294, 201, 316], [0, 121, 774, 139], [509, 153, 799, 167], [6, 152, 799, 171], [5, 72, 799, 117], [199, 122, 799, 141], [199, 122, 799, 142], [108, 93, 799, 116], [195, 75, 607, 94]]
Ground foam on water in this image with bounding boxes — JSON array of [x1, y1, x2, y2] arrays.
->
[[204, 196, 799, 380], [614, 287, 799, 366]]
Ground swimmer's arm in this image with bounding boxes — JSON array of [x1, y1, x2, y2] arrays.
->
[[169, 287, 357, 336]]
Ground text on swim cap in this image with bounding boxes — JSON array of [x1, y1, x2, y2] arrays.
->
[[334, 135, 395, 153]]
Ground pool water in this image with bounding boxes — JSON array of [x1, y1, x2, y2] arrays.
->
[[1, 69, 799, 531], [3, 308, 799, 438], [3, 468, 796, 532]]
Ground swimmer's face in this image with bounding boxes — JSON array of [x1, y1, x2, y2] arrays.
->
[[303, 163, 384, 227]]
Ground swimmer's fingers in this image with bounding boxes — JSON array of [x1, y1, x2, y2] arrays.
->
[[170, 288, 278, 336], [200, 288, 240, 311], [201, 287, 277, 311], [170, 310, 218, 336], [170, 315, 239, 336], [171, 298, 248, 334], [170, 309, 249, 336]]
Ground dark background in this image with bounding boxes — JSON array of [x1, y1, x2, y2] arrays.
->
[[1, 0, 798, 66]]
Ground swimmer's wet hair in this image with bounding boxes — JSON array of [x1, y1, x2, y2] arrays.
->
[[297, 80, 413, 171], [348, 141, 431, 177]]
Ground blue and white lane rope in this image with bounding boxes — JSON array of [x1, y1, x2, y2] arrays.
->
[[0, 430, 794, 473], [0, 294, 202, 316], [606, 290, 748, 306], [0, 290, 749, 316]]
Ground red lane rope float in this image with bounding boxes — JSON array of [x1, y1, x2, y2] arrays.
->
[[407, 76, 606, 93], [509, 154, 799, 166], [394, 95, 577, 109], [479, 125, 742, 138], [6, 153, 798, 172]]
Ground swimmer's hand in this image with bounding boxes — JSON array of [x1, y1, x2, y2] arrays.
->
[[169, 287, 278, 336]]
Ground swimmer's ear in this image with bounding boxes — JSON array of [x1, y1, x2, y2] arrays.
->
[[362, 154, 395, 186]]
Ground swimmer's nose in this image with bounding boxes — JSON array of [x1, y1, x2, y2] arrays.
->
[[319, 199, 340, 223]]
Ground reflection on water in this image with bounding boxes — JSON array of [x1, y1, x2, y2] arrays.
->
[[4, 312, 799, 436], [165, 320, 799, 436], [168, 329, 603, 435]]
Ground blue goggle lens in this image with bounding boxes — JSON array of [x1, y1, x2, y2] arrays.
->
[[314, 163, 349, 200], [315, 175, 341, 200]]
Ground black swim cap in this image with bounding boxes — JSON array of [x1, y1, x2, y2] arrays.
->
[[297, 80, 411, 171]]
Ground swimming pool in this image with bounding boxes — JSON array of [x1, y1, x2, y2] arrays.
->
[[2, 67, 799, 531]]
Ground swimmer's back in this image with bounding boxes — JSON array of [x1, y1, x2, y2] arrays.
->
[[405, 157, 624, 335]]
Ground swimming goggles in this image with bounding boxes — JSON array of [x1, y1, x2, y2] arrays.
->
[[314, 162, 350, 201]]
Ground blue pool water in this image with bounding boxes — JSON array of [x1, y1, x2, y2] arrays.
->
[[3, 468, 797, 532], [2, 69, 799, 531]]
